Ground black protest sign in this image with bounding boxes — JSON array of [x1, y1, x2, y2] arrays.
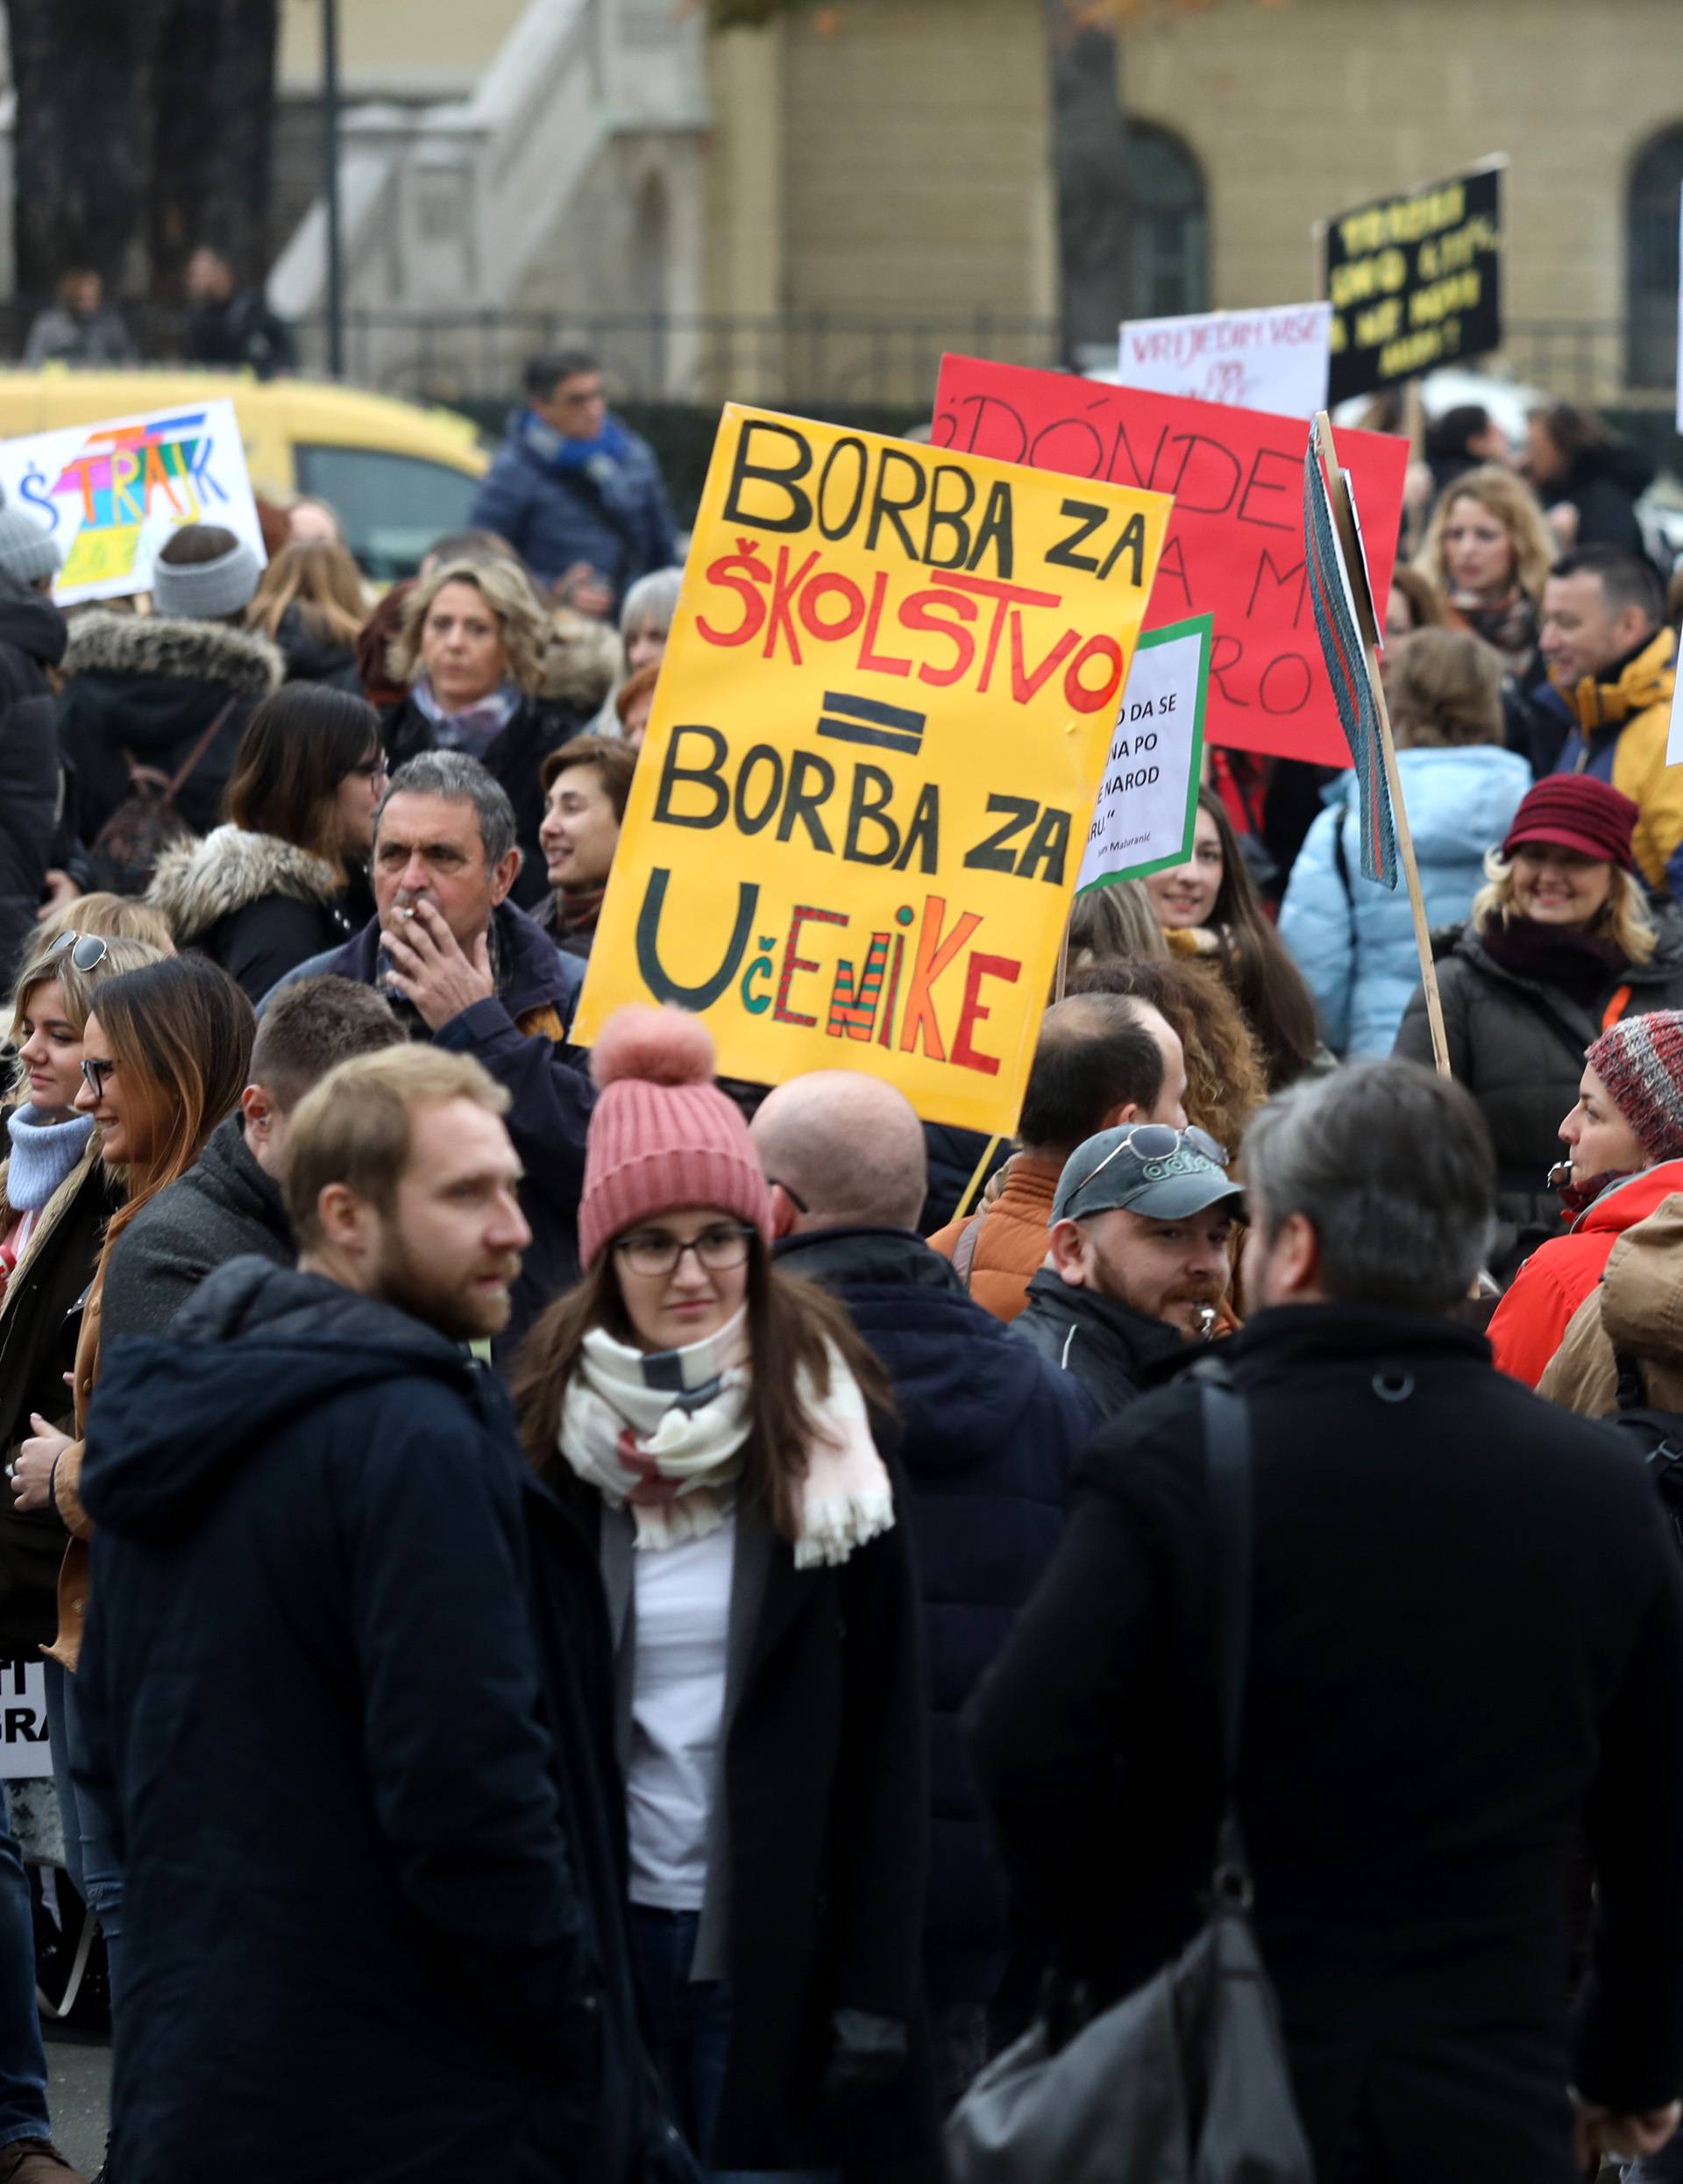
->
[[1321, 159, 1503, 404]]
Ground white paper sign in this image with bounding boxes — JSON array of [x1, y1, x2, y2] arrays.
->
[[0, 1661, 53, 1780], [1116, 302, 1332, 418], [1078, 615, 1210, 893], [0, 399, 266, 608]]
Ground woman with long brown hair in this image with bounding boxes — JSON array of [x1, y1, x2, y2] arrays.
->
[[245, 537, 367, 688], [12, 952, 255, 2015], [514, 1006, 930, 2181], [146, 686, 386, 1000], [1143, 786, 1324, 1089]]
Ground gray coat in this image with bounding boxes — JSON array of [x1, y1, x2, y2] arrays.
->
[[101, 1114, 290, 1339]]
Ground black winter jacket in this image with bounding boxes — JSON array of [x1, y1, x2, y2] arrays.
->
[[56, 613, 283, 886], [1011, 1266, 1191, 1419], [77, 1258, 692, 2184], [0, 577, 67, 980], [284, 901, 593, 1350], [774, 1226, 1093, 2005], [967, 1304, 1683, 2184], [382, 692, 586, 913], [271, 603, 360, 691], [1394, 911, 1683, 1277], [0, 1134, 117, 1654], [101, 1113, 289, 1339], [146, 824, 358, 1001]]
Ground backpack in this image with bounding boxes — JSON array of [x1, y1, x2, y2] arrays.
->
[[85, 700, 233, 895], [1611, 1350, 1683, 1556]]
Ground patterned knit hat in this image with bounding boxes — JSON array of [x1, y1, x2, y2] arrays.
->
[[1586, 1010, 1683, 1160], [1501, 775, 1638, 873], [578, 1006, 773, 1270]]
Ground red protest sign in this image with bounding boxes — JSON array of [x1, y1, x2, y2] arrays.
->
[[933, 355, 1410, 766]]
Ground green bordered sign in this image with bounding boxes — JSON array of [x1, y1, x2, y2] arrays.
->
[[1076, 612, 1211, 894]]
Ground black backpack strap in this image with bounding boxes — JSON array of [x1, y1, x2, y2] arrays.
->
[[1200, 1377, 1256, 1896]]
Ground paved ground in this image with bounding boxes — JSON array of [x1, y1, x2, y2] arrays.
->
[[41, 2029, 110, 2178]]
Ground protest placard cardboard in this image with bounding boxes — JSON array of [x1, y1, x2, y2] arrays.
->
[[1319, 158, 1504, 405], [932, 356, 1409, 767], [1116, 303, 1331, 418], [573, 406, 1173, 1134], [0, 400, 266, 606], [0, 1661, 52, 1780], [1078, 614, 1209, 893]]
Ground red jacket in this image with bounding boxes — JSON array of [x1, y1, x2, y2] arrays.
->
[[1488, 1158, 1683, 1387]]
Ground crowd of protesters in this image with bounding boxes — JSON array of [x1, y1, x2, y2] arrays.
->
[[0, 354, 1676, 2184]]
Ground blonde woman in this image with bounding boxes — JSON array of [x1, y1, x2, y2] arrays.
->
[[1395, 775, 1683, 1279], [245, 538, 368, 688], [1415, 464, 1558, 687], [382, 557, 583, 911]]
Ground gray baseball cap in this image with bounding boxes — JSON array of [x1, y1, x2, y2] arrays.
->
[[1052, 1122, 1243, 1227]]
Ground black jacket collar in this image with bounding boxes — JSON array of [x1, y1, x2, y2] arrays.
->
[[773, 1225, 964, 1296], [1021, 1267, 1190, 1367], [1219, 1301, 1492, 1387]]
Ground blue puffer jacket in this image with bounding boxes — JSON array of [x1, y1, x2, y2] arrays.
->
[[773, 1225, 1095, 2006], [1279, 745, 1532, 1057], [469, 409, 678, 606]]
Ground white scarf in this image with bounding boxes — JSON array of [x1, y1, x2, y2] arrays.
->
[[558, 1306, 894, 1568]]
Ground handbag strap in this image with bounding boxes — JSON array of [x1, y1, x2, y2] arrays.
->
[[163, 698, 237, 802], [1199, 1377, 1256, 1896]]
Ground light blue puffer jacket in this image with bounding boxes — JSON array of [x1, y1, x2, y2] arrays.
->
[[1278, 744, 1533, 1057]]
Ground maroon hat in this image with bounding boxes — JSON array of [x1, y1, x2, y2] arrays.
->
[[1500, 775, 1639, 873]]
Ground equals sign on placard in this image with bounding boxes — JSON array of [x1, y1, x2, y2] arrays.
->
[[816, 691, 927, 758]]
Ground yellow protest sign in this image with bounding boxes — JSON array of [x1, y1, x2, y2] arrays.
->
[[573, 406, 1173, 1133]]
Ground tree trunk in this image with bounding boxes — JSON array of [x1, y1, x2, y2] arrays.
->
[[9, 0, 156, 295], [1042, 0, 1131, 367], [147, 0, 280, 294]]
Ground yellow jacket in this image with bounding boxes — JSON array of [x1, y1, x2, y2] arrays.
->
[[1556, 629, 1680, 892]]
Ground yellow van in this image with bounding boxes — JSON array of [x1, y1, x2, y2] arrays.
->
[[0, 369, 488, 579]]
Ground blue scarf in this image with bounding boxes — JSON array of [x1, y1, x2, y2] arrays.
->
[[412, 679, 522, 757], [6, 1106, 95, 1214], [515, 408, 633, 486]]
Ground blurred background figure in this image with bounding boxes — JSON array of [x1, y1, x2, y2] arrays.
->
[[1422, 402, 1511, 501], [285, 498, 344, 548], [182, 245, 295, 379], [1523, 402, 1655, 558], [245, 540, 367, 690], [22, 268, 136, 368]]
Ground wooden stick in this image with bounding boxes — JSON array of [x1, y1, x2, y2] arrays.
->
[[1053, 911, 1071, 1005], [1310, 411, 1452, 1079], [953, 1135, 1002, 1222]]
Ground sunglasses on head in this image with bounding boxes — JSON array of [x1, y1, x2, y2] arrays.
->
[[46, 930, 109, 973], [1075, 1121, 1231, 1198]]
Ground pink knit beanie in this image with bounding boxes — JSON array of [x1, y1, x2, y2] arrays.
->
[[1587, 1010, 1683, 1163], [578, 1006, 773, 1270]]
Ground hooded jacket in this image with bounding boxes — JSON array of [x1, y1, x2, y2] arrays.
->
[[1395, 907, 1683, 1277], [1488, 1159, 1683, 1390], [76, 1256, 687, 2184], [772, 1226, 1093, 2005], [100, 1112, 290, 1341], [927, 1155, 1060, 1322], [1279, 745, 1532, 1057], [280, 900, 593, 1348], [56, 611, 284, 881], [1011, 1265, 1193, 1419], [468, 409, 678, 606], [1541, 1192, 1683, 1424], [1546, 629, 1683, 895], [147, 822, 355, 1001], [0, 574, 67, 978]]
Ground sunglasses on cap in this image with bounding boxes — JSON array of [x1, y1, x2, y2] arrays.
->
[[1070, 1121, 1231, 1199], [46, 930, 109, 973]]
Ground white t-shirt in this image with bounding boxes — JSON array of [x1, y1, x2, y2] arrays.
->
[[627, 1511, 736, 1910]]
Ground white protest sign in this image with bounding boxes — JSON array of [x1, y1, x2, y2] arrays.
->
[[1078, 614, 1210, 893], [0, 1661, 53, 1779], [0, 399, 266, 608], [1116, 302, 1332, 417]]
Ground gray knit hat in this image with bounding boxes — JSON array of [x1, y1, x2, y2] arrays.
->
[[149, 530, 263, 621], [0, 504, 61, 587]]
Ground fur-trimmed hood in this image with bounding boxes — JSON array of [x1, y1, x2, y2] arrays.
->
[[147, 824, 342, 943], [62, 610, 283, 700]]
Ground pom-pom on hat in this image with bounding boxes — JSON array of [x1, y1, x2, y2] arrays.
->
[[1501, 775, 1639, 874], [578, 1005, 773, 1270], [1586, 1009, 1683, 1162]]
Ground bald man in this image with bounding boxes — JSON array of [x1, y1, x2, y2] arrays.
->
[[750, 1071, 1095, 2108]]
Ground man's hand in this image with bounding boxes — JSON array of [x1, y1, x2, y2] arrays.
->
[[550, 562, 614, 619], [15, 1414, 73, 1512], [37, 871, 81, 921], [1572, 2092, 1680, 2168], [380, 899, 494, 1032]]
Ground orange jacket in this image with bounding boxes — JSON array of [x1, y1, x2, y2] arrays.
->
[[1488, 1157, 1683, 1388], [927, 1155, 1061, 1324]]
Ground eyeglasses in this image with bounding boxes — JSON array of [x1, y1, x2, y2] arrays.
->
[[46, 931, 109, 973], [80, 1055, 114, 1099], [347, 756, 390, 782], [614, 1224, 756, 1278], [1073, 1121, 1231, 1199], [766, 1178, 808, 1213]]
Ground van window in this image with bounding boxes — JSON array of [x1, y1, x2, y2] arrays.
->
[[292, 445, 479, 581]]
